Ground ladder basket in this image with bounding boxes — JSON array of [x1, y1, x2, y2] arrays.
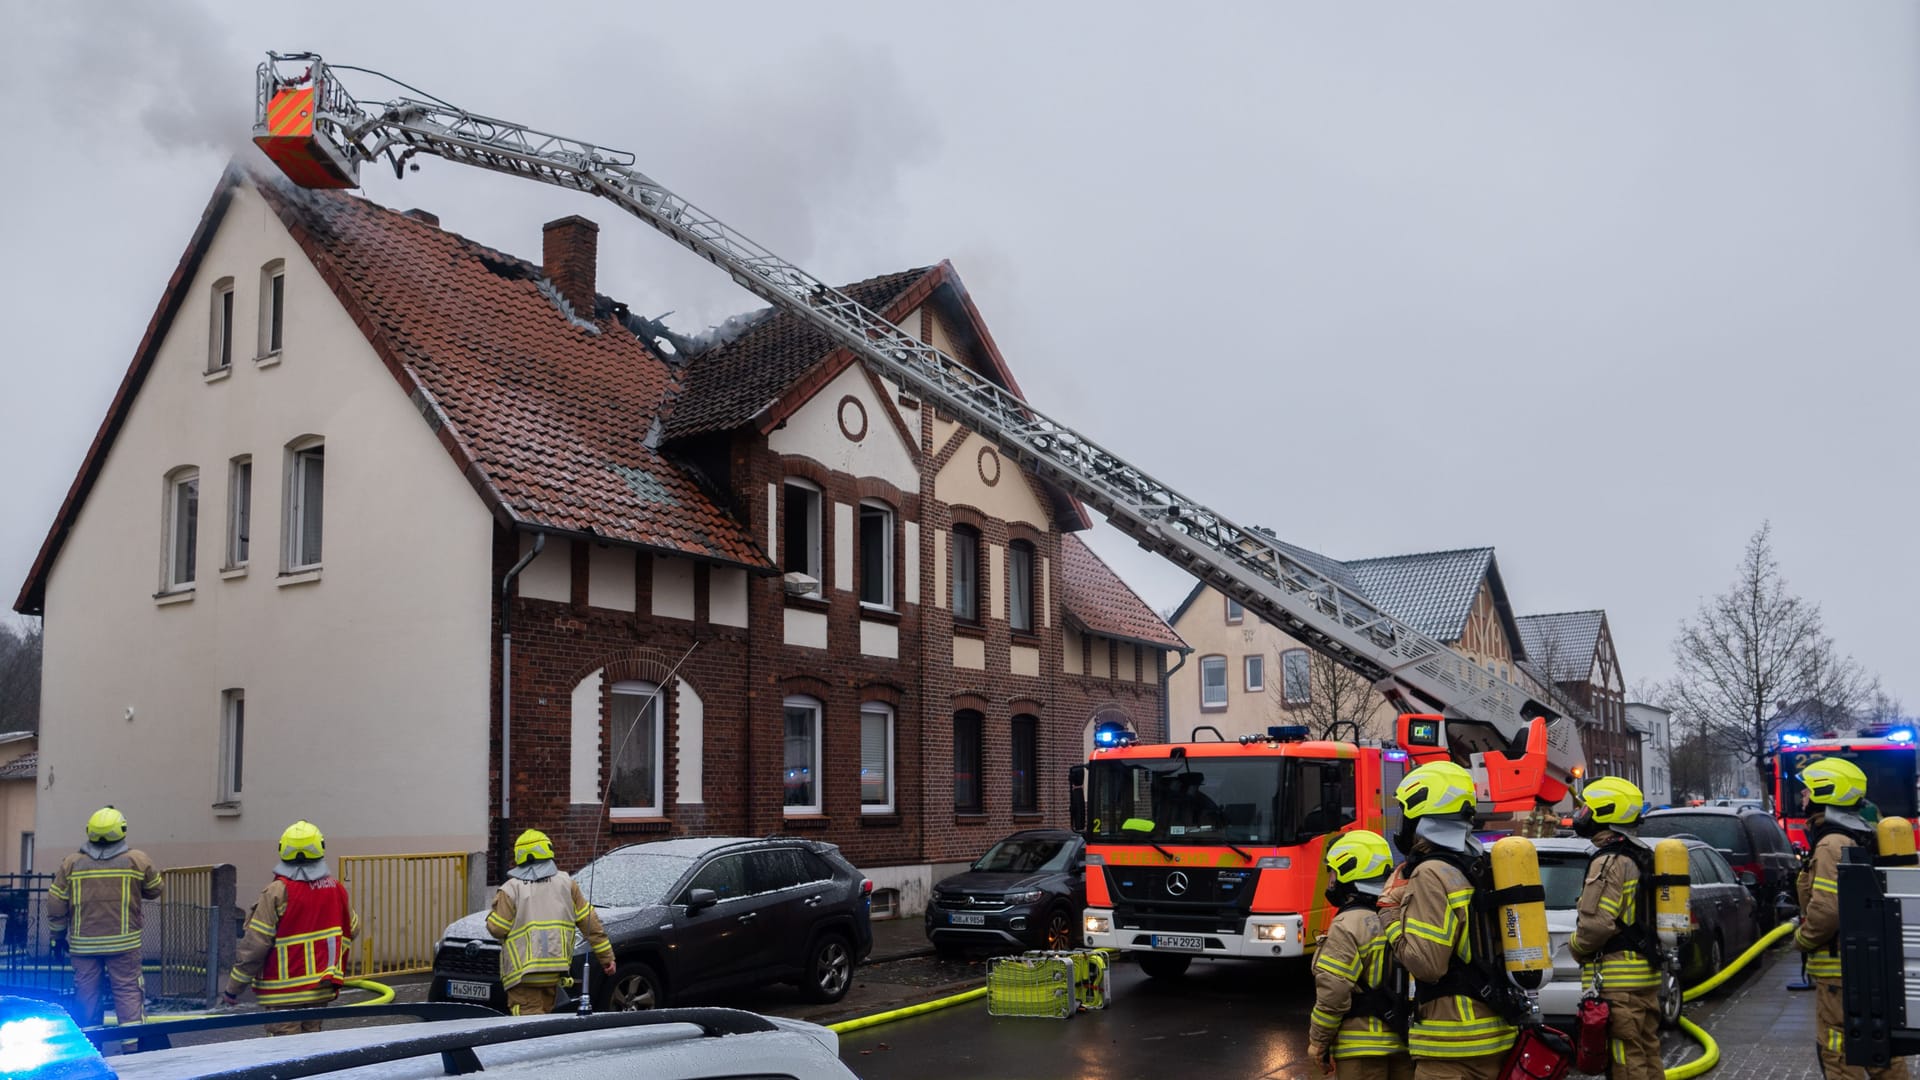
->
[[986, 949, 1112, 1018]]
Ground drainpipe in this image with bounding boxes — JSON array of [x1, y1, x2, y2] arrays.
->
[[1160, 647, 1193, 743], [500, 533, 546, 824]]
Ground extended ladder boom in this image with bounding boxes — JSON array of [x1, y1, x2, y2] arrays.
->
[[252, 54, 1584, 800]]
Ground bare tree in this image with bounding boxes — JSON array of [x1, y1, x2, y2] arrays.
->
[[0, 618, 42, 734], [1271, 648, 1389, 741], [1670, 523, 1877, 793]]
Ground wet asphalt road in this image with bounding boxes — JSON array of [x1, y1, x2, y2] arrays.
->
[[839, 957, 1327, 1080]]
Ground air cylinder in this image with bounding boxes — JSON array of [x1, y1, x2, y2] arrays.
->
[[1653, 838, 1692, 951], [1878, 817, 1918, 867], [1490, 836, 1551, 989]]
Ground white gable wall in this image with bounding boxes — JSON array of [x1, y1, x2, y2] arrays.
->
[[767, 364, 919, 491]]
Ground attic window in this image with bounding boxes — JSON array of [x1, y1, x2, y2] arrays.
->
[[208, 278, 235, 372], [257, 260, 285, 357]]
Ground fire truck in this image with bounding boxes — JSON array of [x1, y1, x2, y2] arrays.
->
[[247, 54, 1586, 974], [1773, 731, 1920, 848]]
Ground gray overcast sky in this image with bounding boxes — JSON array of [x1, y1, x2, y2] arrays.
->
[[2, 2, 1914, 706]]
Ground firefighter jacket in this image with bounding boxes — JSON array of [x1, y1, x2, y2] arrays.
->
[[47, 847, 164, 956], [226, 873, 361, 1005], [1385, 852, 1518, 1061], [1570, 833, 1661, 991], [1308, 904, 1406, 1060], [486, 870, 613, 989], [1795, 821, 1856, 979]]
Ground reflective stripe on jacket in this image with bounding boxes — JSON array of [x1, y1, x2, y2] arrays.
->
[[47, 850, 164, 955], [1796, 829, 1850, 978], [1571, 842, 1660, 990], [1386, 856, 1517, 1061], [487, 873, 613, 989], [1308, 906, 1406, 1059], [226, 875, 361, 1005]]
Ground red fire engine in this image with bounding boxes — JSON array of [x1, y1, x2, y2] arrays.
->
[[1773, 732, 1920, 848]]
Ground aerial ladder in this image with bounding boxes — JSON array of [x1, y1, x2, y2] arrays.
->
[[252, 53, 1584, 812]]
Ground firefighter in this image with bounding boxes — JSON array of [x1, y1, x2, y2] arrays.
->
[[488, 828, 615, 1015], [1566, 776, 1662, 1080], [47, 807, 164, 1028], [1794, 757, 1906, 1079], [1308, 829, 1413, 1079], [1381, 761, 1515, 1080], [221, 821, 360, 1035]]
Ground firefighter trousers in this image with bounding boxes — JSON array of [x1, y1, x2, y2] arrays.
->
[[1603, 986, 1663, 1080], [265, 1000, 329, 1036], [1815, 977, 1908, 1079], [72, 950, 143, 1028], [1411, 1055, 1503, 1080], [507, 981, 561, 1016], [1336, 1053, 1415, 1079]]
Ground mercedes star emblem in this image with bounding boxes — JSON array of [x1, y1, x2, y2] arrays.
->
[[1166, 871, 1190, 896]]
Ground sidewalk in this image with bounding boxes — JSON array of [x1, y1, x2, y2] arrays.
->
[[867, 916, 934, 963], [1668, 945, 1912, 1080]]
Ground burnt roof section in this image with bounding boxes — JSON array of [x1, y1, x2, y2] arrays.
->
[[1059, 535, 1186, 651]]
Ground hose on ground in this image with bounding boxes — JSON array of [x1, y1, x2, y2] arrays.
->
[[1662, 918, 1800, 1079], [826, 986, 987, 1034]]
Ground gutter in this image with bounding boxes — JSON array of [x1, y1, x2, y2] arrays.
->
[[499, 533, 545, 821], [1159, 646, 1194, 743]]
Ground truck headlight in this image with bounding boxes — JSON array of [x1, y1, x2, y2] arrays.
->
[[1084, 914, 1111, 935], [1255, 923, 1288, 942]]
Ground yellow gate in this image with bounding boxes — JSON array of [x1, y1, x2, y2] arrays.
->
[[339, 853, 470, 977]]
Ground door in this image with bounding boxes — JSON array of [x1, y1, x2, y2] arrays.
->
[[670, 853, 769, 992], [748, 847, 832, 977]]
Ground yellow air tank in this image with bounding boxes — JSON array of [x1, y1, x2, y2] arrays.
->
[[1652, 838, 1692, 952], [1878, 817, 1918, 867], [1490, 836, 1551, 988]]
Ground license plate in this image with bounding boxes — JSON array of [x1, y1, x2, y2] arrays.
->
[[1151, 934, 1204, 952], [447, 980, 493, 1001], [950, 912, 986, 926]]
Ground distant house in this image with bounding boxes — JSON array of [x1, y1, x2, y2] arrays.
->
[[13, 165, 1180, 908], [1627, 703, 1673, 806], [0, 733, 35, 874], [1516, 611, 1638, 786]]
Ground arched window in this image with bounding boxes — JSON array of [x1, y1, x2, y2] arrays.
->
[[609, 681, 664, 815], [784, 695, 823, 814]]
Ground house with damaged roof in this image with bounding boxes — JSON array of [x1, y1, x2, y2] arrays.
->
[[1515, 610, 1639, 788], [14, 164, 1184, 909]]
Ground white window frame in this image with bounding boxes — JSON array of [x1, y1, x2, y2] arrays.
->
[[952, 525, 981, 623], [218, 689, 244, 805], [209, 277, 235, 372], [1199, 655, 1228, 710], [859, 702, 895, 815], [284, 438, 324, 572], [857, 499, 894, 611], [609, 680, 665, 817], [1225, 596, 1244, 624], [1244, 654, 1265, 693], [1008, 540, 1035, 633], [162, 467, 199, 593], [782, 479, 823, 595], [783, 695, 823, 816], [226, 456, 252, 569], [258, 260, 286, 358], [1282, 648, 1313, 705]]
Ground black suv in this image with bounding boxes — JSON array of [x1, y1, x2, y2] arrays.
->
[[1640, 806, 1799, 923], [429, 837, 873, 1012], [925, 829, 1085, 954]]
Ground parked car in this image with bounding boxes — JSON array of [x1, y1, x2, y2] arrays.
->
[[1639, 806, 1798, 923], [428, 837, 873, 1013], [1534, 836, 1760, 1025], [925, 829, 1085, 954]]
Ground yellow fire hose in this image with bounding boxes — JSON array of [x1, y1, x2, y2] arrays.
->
[[826, 986, 988, 1034], [1661, 918, 1800, 1080]]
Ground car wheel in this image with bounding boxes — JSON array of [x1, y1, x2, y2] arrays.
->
[[1660, 971, 1683, 1028], [598, 960, 666, 1012], [802, 932, 854, 1003], [1042, 906, 1075, 951], [1138, 953, 1191, 980]]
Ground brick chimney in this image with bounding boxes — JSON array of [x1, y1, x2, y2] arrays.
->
[[543, 216, 599, 316]]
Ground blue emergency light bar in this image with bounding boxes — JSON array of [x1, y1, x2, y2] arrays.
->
[[1779, 730, 1811, 746], [1889, 729, 1915, 744], [1094, 725, 1136, 748], [0, 997, 114, 1079], [1267, 725, 1309, 742]]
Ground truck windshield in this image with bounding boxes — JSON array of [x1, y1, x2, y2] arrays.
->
[[1086, 758, 1285, 845], [1778, 748, 1920, 818]]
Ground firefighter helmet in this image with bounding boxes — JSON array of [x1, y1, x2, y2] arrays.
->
[[1578, 776, 1646, 826], [1394, 762, 1477, 819], [85, 807, 128, 844], [1326, 830, 1394, 885], [1803, 757, 1869, 808], [278, 820, 326, 863], [513, 829, 555, 865]]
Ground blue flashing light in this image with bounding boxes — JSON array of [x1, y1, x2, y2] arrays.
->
[[1094, 723, 1136, 749], [0, 997, 114, 1079], [1779, 731, 1811, 746], [1889, 729, 1915, 744], [1382, 749, 1410, 762], [1267, 725, 1309, 743]]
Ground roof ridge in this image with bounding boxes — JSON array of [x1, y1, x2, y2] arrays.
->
[[1346, 545, 1494, 565], [1515, 609, 1606, 620]]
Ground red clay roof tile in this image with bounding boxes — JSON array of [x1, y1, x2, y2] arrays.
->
[[1058, 534, 1186, 651]]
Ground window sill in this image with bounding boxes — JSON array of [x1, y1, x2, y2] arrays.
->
[[782, 814, 831, 831], [212, 802, 241, 818], [203, 366, 232, 384], [784, 592, 829, 613], [1012, 812, 1044, 823], [859, 606, 901, 625], [1245, 685, 1265, 695], [254, 350, 283, 369], [277, 568, 323, 588], [609, 817, 672, 834], [859, 812, 900, 827], [1010, 630, 1042, 645], [953, 622, 986, 640], [1199, 703, 1228, 713], [219, 565, 248, 581], [955, 813, 990, 825], [153, 589, 195, 607]]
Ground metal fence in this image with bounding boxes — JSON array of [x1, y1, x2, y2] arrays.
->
[[340, 852, 470, 977], [0, 865, 228, 1006]]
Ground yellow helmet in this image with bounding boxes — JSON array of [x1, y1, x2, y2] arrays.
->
[[513, 829, 555, 866], [1803, 757, 1869, 808], [1395, 762, 1477, 819], [85, 807, 128, 844], [1326, 830, 1394, 885], [278, 820, 326, 863], [1579, 776, 1646, 826]]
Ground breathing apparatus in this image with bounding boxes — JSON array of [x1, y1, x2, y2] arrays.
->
[[1876, 817, 1917, 868]]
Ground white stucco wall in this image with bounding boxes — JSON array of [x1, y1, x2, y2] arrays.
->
[[36, 180, 493, 888], [932, 433, 1047, 528], [766, 364, 919, 492]]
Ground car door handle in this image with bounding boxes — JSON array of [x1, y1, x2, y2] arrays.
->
[[736, 912, 759, 923], [803, 895, 823, 907]]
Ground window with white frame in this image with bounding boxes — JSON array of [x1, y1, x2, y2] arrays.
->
[[218, 689, 244, 804], [209, 277, 235, 372], [1225, 596, 1244, 624], [258, 260, 285, 357], [1244, 654, 1265, 693], [226, 456, 251, 569], [858, 500, 894, 609], [1008, 540, 1035, 633], [951, 525, 981, 623], [162, 467, 199, 592], [782, 479, 822, 594], [1199, 655, 1228, 709], [1282, 649, 1312, 705], [609, 681, 664, 814], [783, 696, 822, 814], [860, 703, 894, 814], [284, 440, 324, 571]]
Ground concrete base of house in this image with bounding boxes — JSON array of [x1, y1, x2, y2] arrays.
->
[[862, 861, 975, 918]]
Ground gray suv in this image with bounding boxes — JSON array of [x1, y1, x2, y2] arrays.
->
[[430, 837, 873, 1012]]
